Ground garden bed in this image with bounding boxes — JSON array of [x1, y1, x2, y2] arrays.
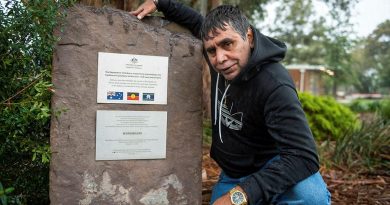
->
[[201, 145, 390, 205]]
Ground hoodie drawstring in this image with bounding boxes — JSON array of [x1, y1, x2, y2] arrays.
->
[[219, 83, 230, 143], [214, 73, 220, 125], [214, 73, 230, 143]]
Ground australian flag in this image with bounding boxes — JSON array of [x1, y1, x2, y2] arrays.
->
[[107, 91, 123, 100], [142, 93, 154, 101]]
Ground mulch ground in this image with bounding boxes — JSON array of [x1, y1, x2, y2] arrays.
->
[[201, 146, 390, 205]]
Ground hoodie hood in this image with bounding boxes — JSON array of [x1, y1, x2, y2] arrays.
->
[[231, 26, 287, 84]]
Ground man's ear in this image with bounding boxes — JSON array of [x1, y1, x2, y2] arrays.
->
[[247, 28, 254, 48]]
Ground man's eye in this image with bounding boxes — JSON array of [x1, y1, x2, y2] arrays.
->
[[207, 49, 216, 55], [224, 42, 233, 48]]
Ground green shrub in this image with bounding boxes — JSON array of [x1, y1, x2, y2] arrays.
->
[[333, 118, 390, 173], [203, 118, 212, 145], [0, 1, 72, 204], [316, 140, 335, 171], [349, 99, 380, 113], [0, 182, 18, 205], [299, 92, 359, 140], [379, 99, 390, 121], [348, 98, 390, 122]]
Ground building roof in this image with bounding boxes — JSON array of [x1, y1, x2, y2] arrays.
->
[[285, 64, 334, 76]]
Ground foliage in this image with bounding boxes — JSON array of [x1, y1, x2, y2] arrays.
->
[[206, 0, 386, 96], [256, 0, 357, 95], [299, 92, 359, 140], [0, 182, 16, 205], [349, 20, 390, 94], [365, 20, 390, 91], [316, 140, 334, 170], [270, 0, 319, 64], [332, 118, 390, 173], [225, 0, 270, 22], [203, 118, 212, 145], [348, 99, 390, 122], [0, 0, 73, 204], [348, 99, 382, 113], [349, 40, 380, 93], [175, 0, 271, 20], [379, 99, 390, 121], [0, 182, 24, 205]]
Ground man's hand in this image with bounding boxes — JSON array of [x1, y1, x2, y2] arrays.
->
[[129, 0, 157, 20], [212, 193, 231, 205]]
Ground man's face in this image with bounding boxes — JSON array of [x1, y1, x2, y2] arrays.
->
[[203, 25, 254, 80]]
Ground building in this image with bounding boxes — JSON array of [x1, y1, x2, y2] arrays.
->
[[286, 64, 334, 95]]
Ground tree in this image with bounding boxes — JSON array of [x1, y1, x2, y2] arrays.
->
[[349, 20, 390, 94], [270, 0, 321, 64], [257, 0, 357, 96], [365, 20, 390, 93], [1, 0, 72, 203], [322, 0, 357, 95], [349, 41, 378, 93]]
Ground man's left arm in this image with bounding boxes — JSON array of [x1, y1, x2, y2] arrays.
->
[[238, 85, 319, 205], [131, 0, 204, 38]]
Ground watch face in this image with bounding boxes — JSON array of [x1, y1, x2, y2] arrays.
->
[[232, 191, 245, 204]]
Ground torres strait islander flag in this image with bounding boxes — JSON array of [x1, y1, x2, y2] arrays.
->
[[143, 93, 155, 101], [127, 92, 139, 100]]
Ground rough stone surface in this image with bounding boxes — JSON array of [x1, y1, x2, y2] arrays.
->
[[50, 5, 203, 204]]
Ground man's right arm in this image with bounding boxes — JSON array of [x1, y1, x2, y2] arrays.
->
[[131, 0, 204, 38]]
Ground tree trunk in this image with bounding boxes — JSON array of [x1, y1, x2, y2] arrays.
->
[[332, 70, 338, 97]]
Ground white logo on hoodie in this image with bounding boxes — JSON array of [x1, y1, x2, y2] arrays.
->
[[217, 95, 243, 131], [214, 75, 244, 143]]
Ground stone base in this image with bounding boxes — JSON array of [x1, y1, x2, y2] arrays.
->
[[50, 5, 203, 205]]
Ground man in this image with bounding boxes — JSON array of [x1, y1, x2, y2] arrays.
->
[[131, 1, 330, 204]]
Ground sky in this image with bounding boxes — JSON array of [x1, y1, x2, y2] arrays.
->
[[351, 0, 390, 37], [259, 0, 390, 38]]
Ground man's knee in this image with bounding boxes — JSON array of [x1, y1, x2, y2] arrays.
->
[[275, 172, 331, 205]]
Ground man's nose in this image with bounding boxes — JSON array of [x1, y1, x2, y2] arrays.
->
[[216, 49, 227, 64]]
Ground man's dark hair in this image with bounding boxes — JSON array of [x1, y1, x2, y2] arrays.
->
[[200, 5, 250, 41]]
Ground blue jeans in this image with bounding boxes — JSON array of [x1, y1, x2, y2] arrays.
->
[[210, 158, 331, 205]]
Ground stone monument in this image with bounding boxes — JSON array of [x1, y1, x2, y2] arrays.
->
[[50, 5, 203, 204]]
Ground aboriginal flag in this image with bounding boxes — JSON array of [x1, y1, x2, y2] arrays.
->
[[127, 92, 139, 100]]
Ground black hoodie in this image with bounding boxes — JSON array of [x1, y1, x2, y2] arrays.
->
[[158, 1, 319, 204]]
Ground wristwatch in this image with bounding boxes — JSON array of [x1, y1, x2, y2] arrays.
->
[[229, 188, 248, 205]]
